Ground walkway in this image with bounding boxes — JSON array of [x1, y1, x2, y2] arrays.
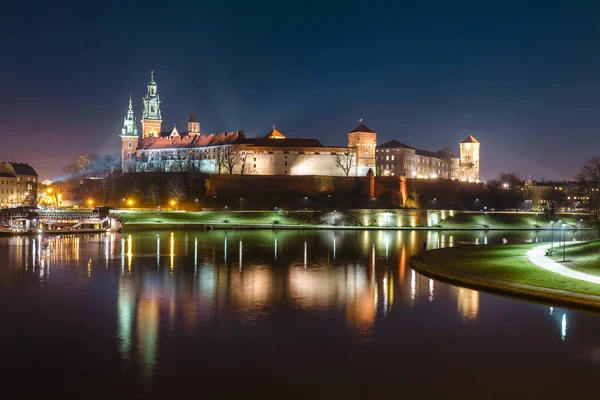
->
[[526, 243, 600, 285]]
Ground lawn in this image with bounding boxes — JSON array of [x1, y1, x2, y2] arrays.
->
[[427, 243, 600, 297], [114, 210, 312, 226], [549, 239, 600, 277], [437, 212, 593, 229]]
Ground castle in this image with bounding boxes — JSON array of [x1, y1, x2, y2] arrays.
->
[[121, 72, 479, 181]]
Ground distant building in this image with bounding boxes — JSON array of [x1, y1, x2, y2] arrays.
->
[[376, 135, 480, 181], [522, 180, 589, 212], [0, 162, 38, 208]]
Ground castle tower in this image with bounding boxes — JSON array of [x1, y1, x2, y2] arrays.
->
[[187, 110, 200, 135], [459, 135, 480, 181], [141, 71, 162, 138], [348, 120, 377, 176], [120, 96, 139, 172]]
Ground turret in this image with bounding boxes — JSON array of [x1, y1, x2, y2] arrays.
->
[[459, 135, 480, 182], [347, 119, 377, 176], [187, 110, 200, 135]]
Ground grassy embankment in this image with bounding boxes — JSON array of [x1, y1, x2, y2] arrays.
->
[[423, 243, 600, 297], [549, 240, 600, 277], [115, 211, 303, 226], [114, 209, 596, 230], [437, 212, 593, 229]]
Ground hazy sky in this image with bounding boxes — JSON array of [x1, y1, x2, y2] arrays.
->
[[2, 1, 600, 181]]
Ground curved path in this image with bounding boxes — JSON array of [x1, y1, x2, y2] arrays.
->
[[526, 243, 600, 285]]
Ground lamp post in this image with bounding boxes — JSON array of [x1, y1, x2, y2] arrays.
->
[[195, 198, 199, 211], [239, 197, 244, 211], [550, 220, 554, 252], [562, 222, 566, 262], [304, 196, 308, 211], [579, 219, 583, 241], [274, 207, 279, 224]]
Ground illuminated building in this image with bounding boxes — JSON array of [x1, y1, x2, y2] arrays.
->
[[376, 135, 481, 181], [0, 162, 38, 208], [120, 72, 376, 176]]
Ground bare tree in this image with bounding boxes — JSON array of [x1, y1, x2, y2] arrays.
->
[[541, 187, 567, 216], [222, 146, 240, 174], [168, 176, 186, 203], [146, 183, 160, 206], [577, 157, 600, 237], [211, 147, 226, 174], [335, 152, 355, 176]]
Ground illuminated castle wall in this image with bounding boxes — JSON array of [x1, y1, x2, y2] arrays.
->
[[120, 73, 375, 177]]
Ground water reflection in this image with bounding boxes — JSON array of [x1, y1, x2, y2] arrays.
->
[[1, 228, 598, 393]]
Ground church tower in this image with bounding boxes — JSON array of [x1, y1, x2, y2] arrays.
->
[[459, 135, 480, 182], [187, 110, 200, 135], [141, 71, 162, 138], [120, 96, 139, 172], [348, 120, 377, 176]]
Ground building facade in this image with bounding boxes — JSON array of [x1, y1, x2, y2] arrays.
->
[[0, 162, 38, 208], [376, 135, 481, 182], [121, 73, 374, 177]]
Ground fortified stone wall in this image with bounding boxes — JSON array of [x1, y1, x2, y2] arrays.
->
[[405, 179, 486, 209], [205, 174, 407, 206]]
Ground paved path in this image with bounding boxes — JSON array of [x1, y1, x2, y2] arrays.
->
[[526, 243, 600, 284]]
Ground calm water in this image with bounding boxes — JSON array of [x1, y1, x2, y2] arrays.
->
[[0, 229, 599, 398]]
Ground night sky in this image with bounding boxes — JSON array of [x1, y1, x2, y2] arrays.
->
[[2, 1, 600, 181]]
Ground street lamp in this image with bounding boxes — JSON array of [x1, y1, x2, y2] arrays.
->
[[562, 222, 566, 262], [170, 200, 176, 209], [550, 220, 554, 252], [87, 199, 93, 208], [274, 206, 279, 224], [579, 219, 584, 241], [195, 198, 199, 211], [304, 196, 308, 211], [127, 199, 134, 208], [239, 197, 244, 211]]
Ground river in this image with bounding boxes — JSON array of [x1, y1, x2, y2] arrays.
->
[[0, 229, 598, 398]]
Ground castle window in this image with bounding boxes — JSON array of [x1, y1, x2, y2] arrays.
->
[[362, 144, 366, 149], [128, 142, 132, 149], [285, 170, 288, 174], [391, 155, 394, 161], [368, 145, 371, 149], [285, 161, 288, 166], [254, 164, 256, 168], [386, 156, 389, 161], [365, 152, 368, 157], [254, 157, 256, 161]]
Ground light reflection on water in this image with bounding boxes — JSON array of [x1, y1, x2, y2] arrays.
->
[[0, 228, 598, 396]]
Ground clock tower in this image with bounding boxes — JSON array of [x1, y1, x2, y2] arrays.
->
[[141, 71, 162, 138]]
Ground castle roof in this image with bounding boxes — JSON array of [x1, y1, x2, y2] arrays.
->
[[377, 140, 415, 150], [139, 131, 246, 150], [188, 111, 199, 123], [377, 140, 448, 160], [461, 135, 479, 144], [349, 123, 376, 134], [263, 126, 286, 139], [242, 137, 323, 148]]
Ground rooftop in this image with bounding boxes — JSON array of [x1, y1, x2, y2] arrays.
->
[[349, 123, 376, 134]]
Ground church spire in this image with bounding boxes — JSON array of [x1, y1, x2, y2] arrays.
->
[[141, 71, 162, 137], [121, 96, 138, 137]]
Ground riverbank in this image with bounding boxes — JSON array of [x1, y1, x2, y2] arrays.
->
[[115, 210, 597, 231], [410, 243, 600, 311], [548, 240, 600, 276]]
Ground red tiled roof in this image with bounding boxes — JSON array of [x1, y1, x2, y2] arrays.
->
[[139, 131, 246, 150]]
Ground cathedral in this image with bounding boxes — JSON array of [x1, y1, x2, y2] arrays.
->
[[120, 72, 479, 181]]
